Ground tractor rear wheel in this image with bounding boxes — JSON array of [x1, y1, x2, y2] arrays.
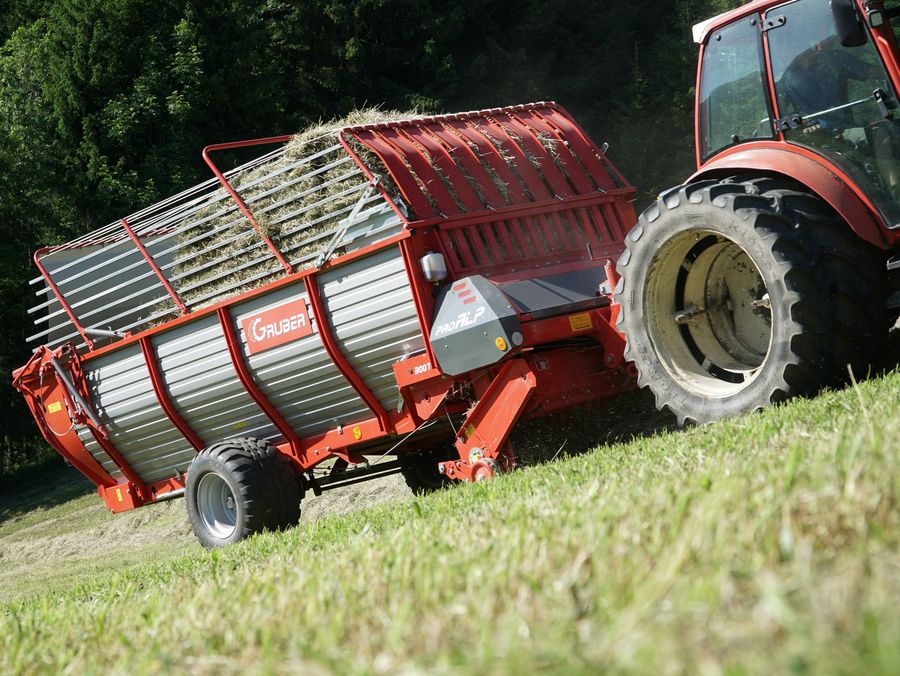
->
[[185, 437, 302, 548], [614, 176, 885, 425]]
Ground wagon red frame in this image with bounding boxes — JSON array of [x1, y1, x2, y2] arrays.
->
[[13, 102, 639, 513]]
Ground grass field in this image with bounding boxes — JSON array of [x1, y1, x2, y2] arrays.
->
[[0, 374, 897, 674]]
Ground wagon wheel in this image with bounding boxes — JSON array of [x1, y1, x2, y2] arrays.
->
[[185, 437, 302, 548]]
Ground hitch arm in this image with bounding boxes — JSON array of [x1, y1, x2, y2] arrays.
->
[[442, 359, 537, 482]]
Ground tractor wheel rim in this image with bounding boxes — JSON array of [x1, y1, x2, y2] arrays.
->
[[196, 472, 237, 539], [645, 230, 773, 398]]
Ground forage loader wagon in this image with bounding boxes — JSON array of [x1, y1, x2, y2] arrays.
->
[[13, 103, 639, 546]]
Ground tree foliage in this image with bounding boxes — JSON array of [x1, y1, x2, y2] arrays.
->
[[0, 0, 744, 474]]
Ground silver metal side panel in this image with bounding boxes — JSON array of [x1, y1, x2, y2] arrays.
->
[[76, 244, 422, 487], [152, 314, 273, 449], [75, 345, 196, 484], [342, 203, 403, 254], [319, 247, 424, 409], [38, 237, 178, 350], [232, 283, 371, 437]]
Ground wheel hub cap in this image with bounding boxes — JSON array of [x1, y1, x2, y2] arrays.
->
[[646, 231, 773, 397], [196, 473, 238, 539]]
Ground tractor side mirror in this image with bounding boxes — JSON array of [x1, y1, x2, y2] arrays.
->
[[831, 0, 868, 47]]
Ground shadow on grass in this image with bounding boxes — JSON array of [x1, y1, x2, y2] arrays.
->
[[511, 388, 678, 468], [0, 458, 94, 525], [513, 324, 900, 469]]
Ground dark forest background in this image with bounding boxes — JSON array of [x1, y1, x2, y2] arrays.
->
[[0, 0, 741, 476]]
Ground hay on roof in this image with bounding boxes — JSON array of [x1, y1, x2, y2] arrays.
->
[[165, 108, 417, 313], [145, 107, 574, 328]]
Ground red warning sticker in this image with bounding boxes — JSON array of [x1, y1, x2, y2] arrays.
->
[[241, 300, 313, 355]]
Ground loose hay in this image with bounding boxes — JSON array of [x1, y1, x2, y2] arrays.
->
[[149, 107, 583, 322], [162, 108, 420, 313]]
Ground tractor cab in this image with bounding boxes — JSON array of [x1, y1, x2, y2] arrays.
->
[[696, 0, 900, 229]]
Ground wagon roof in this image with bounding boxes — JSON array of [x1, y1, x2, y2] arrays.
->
[[341, 101, 631, 221]]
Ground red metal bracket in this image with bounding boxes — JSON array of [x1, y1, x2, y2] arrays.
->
[[32, 248, 95, 350], [524, 346, 635, 417], [203, 136, 295, 274], [398, 237, 439, 368], [121, 218, 189, 314], [338, 132, 414, 227], [139, 337, 205, 451], [87, 428, 149, 502], [591, 303, 627, 369], [303, 274, 393, 433], [217, 307, 304, 459], [49, 347, 150, 499], [12, 348, 116, 489], [392, 353, 453, 422], [441, 358, 536, 482]]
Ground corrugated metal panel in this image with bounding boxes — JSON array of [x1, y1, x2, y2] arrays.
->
[[76, 242, 423, 487], [152, 314, 275, 447], [36, 241, 175, 351], [341, 203, 403, 254], [232, 282, 371, 436], [76, 345, 196, 484], [319, 247, 425, 409]]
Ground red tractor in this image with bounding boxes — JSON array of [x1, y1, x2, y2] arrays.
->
[[616, 0, 900, 424]]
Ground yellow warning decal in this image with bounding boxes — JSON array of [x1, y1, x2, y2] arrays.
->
[[115, 488, 123, 502], [569, 313, 593, 333], [352, 426, 363, 440], [47, 401, 62, 414], [465, 424, 476, 439]]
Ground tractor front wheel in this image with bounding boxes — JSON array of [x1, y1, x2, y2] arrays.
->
[[614, 176, 884, 425]]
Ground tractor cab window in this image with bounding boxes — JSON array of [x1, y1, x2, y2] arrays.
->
[[886, 0, 900, 45], [768, 0, 900, 227], [699, 18, 773, 159]]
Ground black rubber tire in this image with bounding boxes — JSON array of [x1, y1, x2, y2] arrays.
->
[[185, 437, 302, 548], [614, 175, 885, 425], [399, 445, 454, 494]]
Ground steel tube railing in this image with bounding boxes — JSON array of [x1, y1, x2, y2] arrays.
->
[[28, 134, 396, 350]]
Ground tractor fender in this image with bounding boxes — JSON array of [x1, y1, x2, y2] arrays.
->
[[691, 144, 891, 249]]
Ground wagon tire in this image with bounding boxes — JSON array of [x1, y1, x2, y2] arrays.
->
[[185, 437, 302, 548], [614, 176, 885, 425]]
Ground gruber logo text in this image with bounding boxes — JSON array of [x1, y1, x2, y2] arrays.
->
[[241, 300, 313, 355]]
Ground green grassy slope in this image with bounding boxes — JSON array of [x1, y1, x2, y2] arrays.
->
[[0, 374, 898, 674]]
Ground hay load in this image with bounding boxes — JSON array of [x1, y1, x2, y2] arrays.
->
[[30, 102, 625, 352], [167, 108, 586, 302], [163, 108, 419, 313], [149, 106, 589, 321]]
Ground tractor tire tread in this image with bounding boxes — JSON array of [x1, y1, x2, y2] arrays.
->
[[615, 175, 885, 425]]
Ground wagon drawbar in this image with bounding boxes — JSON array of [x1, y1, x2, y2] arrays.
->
[[13, 102, 638, 546]]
